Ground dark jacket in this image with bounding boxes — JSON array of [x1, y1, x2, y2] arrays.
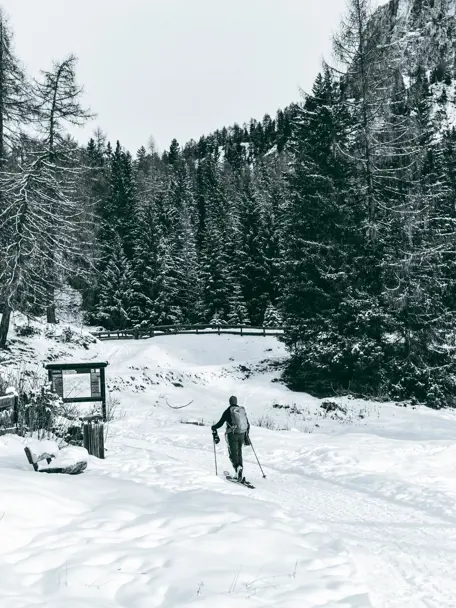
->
[[212, 405, 250, 433]]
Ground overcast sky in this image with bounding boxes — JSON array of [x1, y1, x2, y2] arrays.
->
[[1, 0, 387, 154]]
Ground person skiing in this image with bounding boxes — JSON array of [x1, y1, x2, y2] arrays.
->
[[211, 395, 250, 482]]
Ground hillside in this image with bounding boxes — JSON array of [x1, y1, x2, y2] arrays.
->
[[1, 329, 456, 606]]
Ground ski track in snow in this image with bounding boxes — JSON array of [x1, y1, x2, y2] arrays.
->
[[114, 431, 456, 608], [2, 334, 456, 606]]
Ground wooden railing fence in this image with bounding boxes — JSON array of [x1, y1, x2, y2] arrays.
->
[[91, 323, 284, 341]]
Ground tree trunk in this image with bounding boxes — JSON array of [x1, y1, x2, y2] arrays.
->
[[0, 303, 11, 348], [46, 287, 57, 324]]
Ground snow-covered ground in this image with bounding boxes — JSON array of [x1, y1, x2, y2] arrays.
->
[[2, 326, 456, 607]]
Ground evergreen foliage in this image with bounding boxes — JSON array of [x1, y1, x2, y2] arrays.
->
[[2, 0, 456, 407]]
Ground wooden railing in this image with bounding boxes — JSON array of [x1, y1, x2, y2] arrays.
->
[[91, 324, 284, 341]]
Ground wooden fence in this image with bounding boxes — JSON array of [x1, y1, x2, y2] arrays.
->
[[91, 323, 284, 341]]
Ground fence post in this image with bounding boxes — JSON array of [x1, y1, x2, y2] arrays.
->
[[82, 416, 105, 459], [263, 326, 266, 337], [83, 422, 89, 453]]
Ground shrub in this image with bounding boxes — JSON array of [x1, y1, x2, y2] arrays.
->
[[15, 323, 41, 337], [253, 414, 277, 430]]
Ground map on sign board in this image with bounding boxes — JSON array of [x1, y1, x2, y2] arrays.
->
[[46, 362, 107, 420], [50, 368, 101, 401]]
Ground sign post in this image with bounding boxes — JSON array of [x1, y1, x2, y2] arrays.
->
[[45, 361, 109, 422]]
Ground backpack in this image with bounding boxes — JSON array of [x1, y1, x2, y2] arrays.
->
[[229, 405, 249, 434]]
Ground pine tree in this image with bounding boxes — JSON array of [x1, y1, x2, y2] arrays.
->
[[129, 199, 162, 327], [95, 235, 133, 330], [200, 224, 232, 322], [106, 141, 137, 260], [281, 69, 362, 394], [152, 235, 184, 325], [263, 302, 282, 327], [195, 151, 225, 247], [227, 283, 250, 325], [254, 158, 286, 307], [173, 206, 202, 322], [236, 169, 269, 324]]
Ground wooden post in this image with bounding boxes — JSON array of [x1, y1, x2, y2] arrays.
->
[[218, 325, 220, 335], [13, 395, 18, 431], [100, 367, 107, 422], [98, 423, 105, 459], [93, 422, 99, 457], [82, 418, 105, 459], [83, 422, 89, 453], [263, 326, 266, 337], [240, 326, 243, 337]]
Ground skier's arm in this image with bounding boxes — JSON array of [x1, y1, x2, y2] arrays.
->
[[211, 407, 230, 430], [244, 418, 251, 445]]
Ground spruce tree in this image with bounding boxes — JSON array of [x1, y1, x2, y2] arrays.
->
[[106, 141, 137, 260], [129, 199, 163, 327], [95, 235, 133, 330], [281, 69, 361, 394], [263, 302, 283, 328], [236, 170, 269, 325], [227, 283, 250, 325]]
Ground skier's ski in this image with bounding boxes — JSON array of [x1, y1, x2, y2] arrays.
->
[[223, 470, 255, 489]]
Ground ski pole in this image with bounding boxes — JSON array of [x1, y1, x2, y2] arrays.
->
[[249, 439, 266, 478], [213, 438, 218, 476]]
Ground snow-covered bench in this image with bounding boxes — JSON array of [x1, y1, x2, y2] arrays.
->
[[24, 446, 87, 475]]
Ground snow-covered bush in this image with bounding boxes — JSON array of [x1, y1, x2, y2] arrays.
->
[[15, 323, 41, 338], [0, 371, 84, 441], [283, 329, 456, 408], [19, 385, 64, 437], [42, 323, 96, 349], [210, 311, 227, 326]]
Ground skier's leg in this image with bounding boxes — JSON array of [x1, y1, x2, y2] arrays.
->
[[226, 433, 239, 470], [233, 434, 244, 480], [236, 434, 244, 469]]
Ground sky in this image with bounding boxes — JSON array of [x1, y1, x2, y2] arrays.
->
[[1, 0, 388, 154]]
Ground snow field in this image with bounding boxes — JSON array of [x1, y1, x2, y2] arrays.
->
[[2, 331, 456, 606]]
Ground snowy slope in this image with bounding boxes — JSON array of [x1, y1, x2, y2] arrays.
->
[[2, 332, 456, 607]]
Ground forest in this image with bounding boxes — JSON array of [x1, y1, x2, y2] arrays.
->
[[2, 0, 456, 406]]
